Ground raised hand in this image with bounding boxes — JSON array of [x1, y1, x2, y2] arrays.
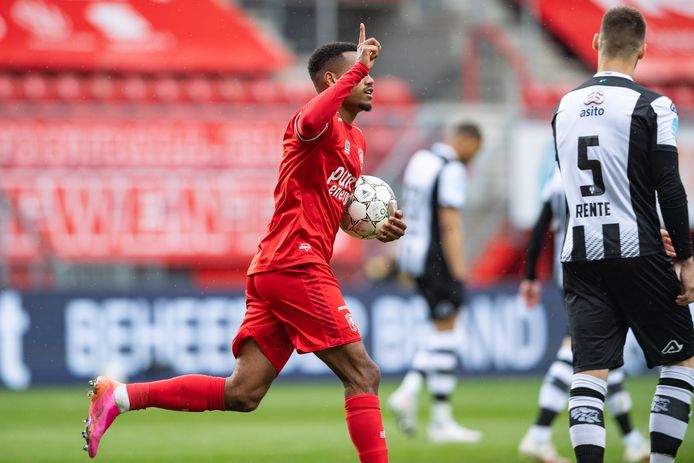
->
[[357, 23, 381, 69]]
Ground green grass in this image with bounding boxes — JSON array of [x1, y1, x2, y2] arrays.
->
[[0, 375, 692, 462]]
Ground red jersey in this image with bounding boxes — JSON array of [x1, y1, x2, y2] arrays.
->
[[248, 62, 369, 275]]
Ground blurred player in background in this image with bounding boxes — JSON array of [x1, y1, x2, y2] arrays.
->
[[82, 24, 407, 463], [553, 7, 694, 463], [388, 122, 482, 443], [518, 168, 651, 463]]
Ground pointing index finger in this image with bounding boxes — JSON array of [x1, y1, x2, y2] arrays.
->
[[358, 23, 365, 45]]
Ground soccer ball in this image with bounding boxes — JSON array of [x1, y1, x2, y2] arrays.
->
[[340, 175, 397, 240]]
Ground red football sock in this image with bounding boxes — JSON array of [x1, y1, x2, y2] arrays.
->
[[126, 374, 226, 412], [345, 394, 389, 463]]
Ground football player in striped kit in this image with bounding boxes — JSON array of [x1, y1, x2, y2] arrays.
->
[[388, 122, 483, 443], [552, 7, 694, 463], [518, 169, 655, 463]]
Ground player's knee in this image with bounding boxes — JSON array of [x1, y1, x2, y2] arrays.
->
[[670, 356, 694, 369], [224, 382, 268, 412], [348, 358, 381, 394], [226, 390, 263, 412]]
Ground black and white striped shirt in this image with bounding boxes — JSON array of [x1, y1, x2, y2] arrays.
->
[[553, 71, 689, 262], [399, 142, 467, 277]]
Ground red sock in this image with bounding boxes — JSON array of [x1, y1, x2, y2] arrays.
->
[[345, 394, 388, 463], [126, 375, 226, 412]]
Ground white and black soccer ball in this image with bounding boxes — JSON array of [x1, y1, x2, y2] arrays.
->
[[340, 175, 397, 240]]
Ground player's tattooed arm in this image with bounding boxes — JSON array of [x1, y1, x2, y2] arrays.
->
[[378, 210, 406, 243]]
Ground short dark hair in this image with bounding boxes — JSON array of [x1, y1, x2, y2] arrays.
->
[[307, 42, 358, 84], [600, 6, 646, 58], [452, 122, 482, 140]]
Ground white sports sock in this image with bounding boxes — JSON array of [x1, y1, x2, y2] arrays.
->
[[114, 384, 130, 413], [528, 424, 552, 444], [400, 370, 424, 396], [650, 453, 675, 463], [622, 429, 643, 447], [649, 365, 694, 461], [431, 400, 453, 425], [568, 374, 607, 453]]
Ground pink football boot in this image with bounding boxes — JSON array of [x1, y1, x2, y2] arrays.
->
[[82, 377, 122, 458]]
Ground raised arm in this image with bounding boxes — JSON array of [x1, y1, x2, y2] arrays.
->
[[297, 23, 381, 140], [296, 62, 370, 139]]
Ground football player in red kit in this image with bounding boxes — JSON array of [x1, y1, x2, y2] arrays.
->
[[82, 24, 406, 463]]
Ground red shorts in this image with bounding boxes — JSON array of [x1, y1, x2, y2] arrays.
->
[[232, 264, 362, 373]]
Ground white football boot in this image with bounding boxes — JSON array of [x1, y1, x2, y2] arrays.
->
[[622, 430, 650, 462], [387, 388, 418, 436], [427, 420, 482, 444], [518, 429, 569, 463]]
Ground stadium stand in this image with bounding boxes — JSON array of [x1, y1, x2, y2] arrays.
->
[[0, 0, 417, 289]]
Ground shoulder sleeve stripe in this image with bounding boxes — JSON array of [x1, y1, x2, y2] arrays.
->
[[294, 112, 329, 142]]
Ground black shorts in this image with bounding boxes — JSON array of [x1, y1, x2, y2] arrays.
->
[[415, 274, 465, 321], [563, 253, 694, 371]]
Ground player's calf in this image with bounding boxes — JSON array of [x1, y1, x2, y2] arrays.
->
[[568, 373, 607, 463], [649, 364, 694, 463], [317, 343, 388, 463]]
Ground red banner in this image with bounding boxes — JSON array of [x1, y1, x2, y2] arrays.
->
[[537, 0, 694, 83], [1, 170, 363, 266], [0, 0, 292, 74], [0, 119, 287, 168]]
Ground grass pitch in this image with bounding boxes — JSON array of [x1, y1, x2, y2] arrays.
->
[[1, 375, 692, 463]]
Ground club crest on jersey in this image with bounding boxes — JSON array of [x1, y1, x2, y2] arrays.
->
[[344, 313, 358, 333], [584, 90, 605, 105], [344, 140, 351, 155], [298, 243, 311, 252]]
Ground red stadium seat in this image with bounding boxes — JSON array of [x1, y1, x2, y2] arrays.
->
[[121, 76, 150, 101], [218, 78, 253, 104], [249, 79, 288, 104], [373, 76, 414, 105], [21, 73, 48, 100], [185, 76, 215, 102], [56, 74, 85, 101], [0, 74, 15, 100], [89, 74, 117, 101], [153, 76, 181, 102]]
